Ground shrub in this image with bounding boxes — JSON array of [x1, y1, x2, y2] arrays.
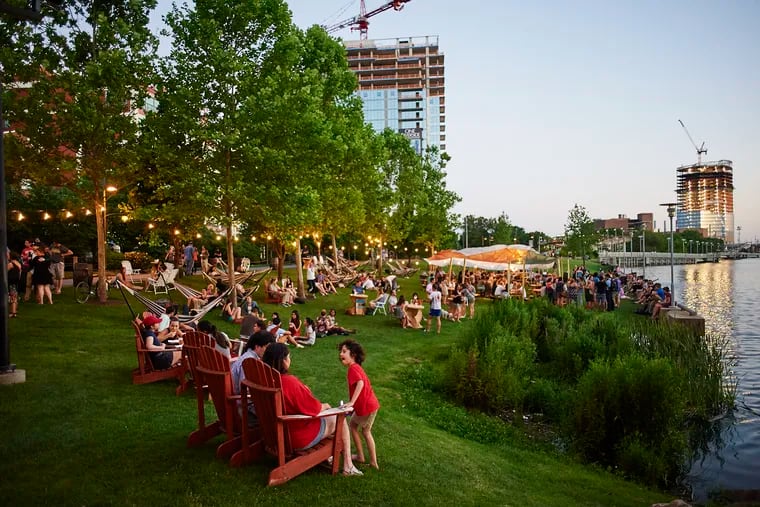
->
[[524, 377, 568, 423], [442, 318, 536, 415], [105, 250, 125, 270], [569, 354, 687, 485], [124, 251, 154, 272]]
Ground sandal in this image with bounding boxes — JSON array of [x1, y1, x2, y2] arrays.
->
[[343, 465, 363, 476]]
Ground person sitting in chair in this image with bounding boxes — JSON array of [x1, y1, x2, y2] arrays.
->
[[140, 314, 182, 370], [262, 343, 362, 476], [366, 288, 387, 316], [115, 265, 142, 291]]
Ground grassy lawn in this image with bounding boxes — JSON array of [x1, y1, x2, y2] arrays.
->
[[0, 270, 668, 506]]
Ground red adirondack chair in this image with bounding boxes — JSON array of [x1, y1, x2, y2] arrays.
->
[[240, 358, 349, 486], [188, 345, 263, 466], [184, 331, 218, 447], [131, 321, 187, 395]]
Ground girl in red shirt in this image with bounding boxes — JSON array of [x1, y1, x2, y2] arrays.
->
[[263, 343, 362, 476], [338, 340, 380, 469]]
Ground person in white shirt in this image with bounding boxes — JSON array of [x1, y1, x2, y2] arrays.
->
[[425, 283, 442, 334]]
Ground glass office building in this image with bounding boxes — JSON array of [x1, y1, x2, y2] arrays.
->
[[345, 36, 445, 154]]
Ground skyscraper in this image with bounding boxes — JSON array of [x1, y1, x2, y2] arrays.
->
[[675, 160, 734, 243], [344, 35, 445, 154]]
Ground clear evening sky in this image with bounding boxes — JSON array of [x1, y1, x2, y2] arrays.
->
[[156, 1, 760, 241]]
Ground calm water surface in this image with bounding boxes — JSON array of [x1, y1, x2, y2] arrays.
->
[[640, 259, 760, 499]]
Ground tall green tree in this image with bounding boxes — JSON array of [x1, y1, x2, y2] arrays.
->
[[564, 203, 597, 265], [155, 0, 294, 295], [408, 148, 461, 253], [2, 0, 159, 301]]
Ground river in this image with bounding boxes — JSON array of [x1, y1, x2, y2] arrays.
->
[[635, 258, 760, 500]]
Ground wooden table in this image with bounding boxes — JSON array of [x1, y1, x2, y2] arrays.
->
[[404, 304, 424, 329], [347, 293, 369, 316]]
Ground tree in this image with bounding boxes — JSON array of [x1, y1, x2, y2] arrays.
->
[[155, 0, 295, 297], [564, 203, 597, 265], [408, 148, 461, 253], [3, 0, 159, 301]]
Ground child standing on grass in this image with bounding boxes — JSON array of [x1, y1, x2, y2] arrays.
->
[[338, 339, 380, 470]]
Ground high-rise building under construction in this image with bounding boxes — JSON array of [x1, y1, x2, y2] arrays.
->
[[675, 160, 734, 243], [344, 35, 445, 154]]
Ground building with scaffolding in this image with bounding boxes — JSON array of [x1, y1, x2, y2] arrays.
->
[[344, 35, 445, 154], [675, 160, 734, 243]]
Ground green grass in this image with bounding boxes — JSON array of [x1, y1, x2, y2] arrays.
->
[[0, 272, 669, 506]]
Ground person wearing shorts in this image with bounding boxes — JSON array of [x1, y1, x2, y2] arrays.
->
[[339, 339, 380, 469], [426, 283, 442, 334], [262, 343, 363, 476], [49, 241, 72, 295]]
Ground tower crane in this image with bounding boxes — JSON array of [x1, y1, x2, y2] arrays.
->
[[323, 0, 412, 40], [678, 119, 708, 165]]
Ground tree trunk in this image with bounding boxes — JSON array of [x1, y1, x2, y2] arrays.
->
[[295, 237, 305, 299], [96, 192, 108, 303], [332, 234, 339, 267], [226, 224, 236, 308], [275, 240, 285, 281]]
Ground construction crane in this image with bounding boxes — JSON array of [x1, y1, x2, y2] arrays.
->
[[678, 119, 708, 165], [323, 0, 412, 40]]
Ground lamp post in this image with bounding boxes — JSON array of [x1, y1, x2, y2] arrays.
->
[[660, 203, 677, 306], [639, 233, 646, 278]]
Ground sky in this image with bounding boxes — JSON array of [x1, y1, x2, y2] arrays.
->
[[154, 1, 760, 241]]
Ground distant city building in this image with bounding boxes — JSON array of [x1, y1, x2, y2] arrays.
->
[[594, 213, 653, 232], [675, 160, 734, 243], [344, 35, 445, 154]]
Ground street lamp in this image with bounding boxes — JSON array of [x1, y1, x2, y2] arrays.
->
[[660, 202, 677, 306], [639, 233, 646, 279]]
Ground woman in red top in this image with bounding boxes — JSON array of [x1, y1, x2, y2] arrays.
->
[[338, 340, 380, 470], [262, 343, 362, 476]]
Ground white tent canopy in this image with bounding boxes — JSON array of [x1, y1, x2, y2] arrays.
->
[[425, 244, 555, 271]]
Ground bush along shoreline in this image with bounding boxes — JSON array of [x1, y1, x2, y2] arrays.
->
[[428, 298, 735, 490]]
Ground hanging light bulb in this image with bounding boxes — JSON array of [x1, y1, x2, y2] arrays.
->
[[43, 212, 51, 220], [17, 212, 25, 221]]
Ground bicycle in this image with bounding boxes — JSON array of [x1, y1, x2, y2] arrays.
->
[[75, 275, 113, 304]]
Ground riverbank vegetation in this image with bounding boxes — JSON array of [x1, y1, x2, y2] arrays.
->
[[0, 277, 673, 506], [430, 297, 735, 488]]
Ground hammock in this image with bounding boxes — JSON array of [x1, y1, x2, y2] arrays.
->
[[115, 280, 232, 324]]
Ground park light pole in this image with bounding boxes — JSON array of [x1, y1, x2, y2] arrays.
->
[[660, 203, 677, 306]]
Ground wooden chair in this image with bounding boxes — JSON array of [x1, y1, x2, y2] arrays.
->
[[188, 345, 259, 463], [240, 359, 347, 486], [182, 329, 214, 391], [131, 321, 187, 396]]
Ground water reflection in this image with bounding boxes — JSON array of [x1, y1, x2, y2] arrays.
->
[[641, 259, 760, 500]]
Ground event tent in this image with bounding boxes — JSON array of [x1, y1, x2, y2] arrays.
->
[[425, 244, 555, 271]]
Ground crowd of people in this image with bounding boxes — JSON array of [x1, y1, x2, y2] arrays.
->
[[133, 297, 378, 476], [6, 238, 74, 315]]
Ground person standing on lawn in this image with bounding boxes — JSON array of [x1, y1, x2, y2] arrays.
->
[[338, 339, 380, 470], [183, 241, 195, 276], [425, 282, 442, 334], [262, 343, 362, 476], [49, 240, 72, 295]]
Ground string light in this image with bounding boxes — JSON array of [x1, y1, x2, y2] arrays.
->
[[17, 212, 24, 221], [174, 229, 180, 236], [43, 212, 51, 220], [65, 211, 73, 218], [148, 223, 155, 229]]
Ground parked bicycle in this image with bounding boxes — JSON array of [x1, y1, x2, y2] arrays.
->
[[75, 273, 114, 304]]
